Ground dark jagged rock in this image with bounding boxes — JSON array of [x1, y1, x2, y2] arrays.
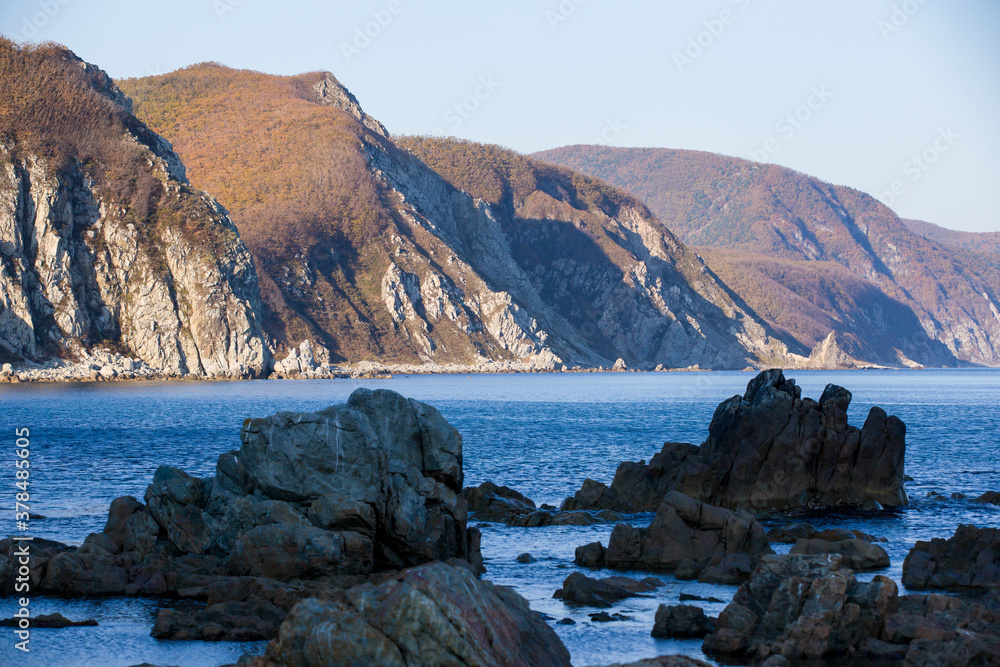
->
[[152, 600, 286, 641], [575, 542, 607, 568], [789, 538, 890, 571], [552, 572, 663, 607], [247, 562, 572, 667], [0, 612, 97, 628], [507, 509, 625, 528], [564, 370, 908, 513], [593, 658, 713, 667], [563, 443, 704, 513], [766, 523, 819, 543], [574, 492, 772, 583], [680, 593, 725, 604], [464, 482, 623, 526], [703, 554, 897, 660], [464, 481, 536, 522], [973, 491, 1000, 506], [703, 553, 1000, 664], [903, 525, 1000, 591], [651, 604, 715, 638], [590, 611, 631, 622], [0, 389, 482, 606]]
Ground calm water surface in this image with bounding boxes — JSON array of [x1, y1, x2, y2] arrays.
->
[[1, 369, 998, 666]]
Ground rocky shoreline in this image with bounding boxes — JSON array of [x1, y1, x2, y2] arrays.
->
[[2, 371, 997, 666], [0, 354, 929, 384]]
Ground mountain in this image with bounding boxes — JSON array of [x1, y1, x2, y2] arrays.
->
[[120, 65, 797, 371], [0, 40, 269, 376], [903, 219, 1000, 257], [534, 145, 1000, 367]]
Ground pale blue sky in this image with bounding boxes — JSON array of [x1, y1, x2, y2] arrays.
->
[[2, 0, 998, 232]]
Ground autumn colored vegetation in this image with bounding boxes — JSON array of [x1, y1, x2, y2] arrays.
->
[[0, 38, 163, 218], [121, 64, 424, 360], [903, 218, 1000, 257], [397, 136, 647, 220], [536, 144, 1000, 365], [121, 63, 389, 262]]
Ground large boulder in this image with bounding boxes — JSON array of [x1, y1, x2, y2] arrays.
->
[[564, 370, 908, 513], [903, 525, 1000, 591], [574, 492, 772, 582], [248, 562, 572, 667], [0, 389, 482, 599], [702, 553, 1000, 664], [703, 554, 897, 661]]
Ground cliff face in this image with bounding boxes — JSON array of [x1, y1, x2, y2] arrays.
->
[[122, 65, 796, 370], [535, 145, 1000, 367], [391, 138, 792, 369], [0, 42, 269, 376]]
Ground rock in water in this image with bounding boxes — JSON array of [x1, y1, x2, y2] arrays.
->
[[789, 538, 890, 571], [903, 524, 1000, 591], [703, 553, 1000, 664], [651, 604, 715, 639], [592, 659, 713, 667], [0, 389, 481, 598], [564, 370, 908, 512], [248, 562, 572, 667], [574, 492, 772, 582], [552, 572, 663, 607], [703, 554, 897, 660], [464, 481, 537, 522], [0, 612, 97, 628]]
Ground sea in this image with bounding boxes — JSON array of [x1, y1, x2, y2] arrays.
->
[[1, 369, 998, 666]]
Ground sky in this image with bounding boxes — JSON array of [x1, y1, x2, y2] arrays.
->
[[1, 0, 998, 233]]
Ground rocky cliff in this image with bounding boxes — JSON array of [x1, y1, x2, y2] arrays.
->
[[0, 41, 269, 376], [535, 145, 1000, 368], [121, 66, 797, 371]]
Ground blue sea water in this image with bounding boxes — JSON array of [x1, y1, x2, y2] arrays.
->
[[0, 369, 998, 666]]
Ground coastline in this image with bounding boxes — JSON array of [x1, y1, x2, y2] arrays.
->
[[0, 354, 982, 385]]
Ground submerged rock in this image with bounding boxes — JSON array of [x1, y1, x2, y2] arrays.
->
[[575, 492, 772, 582], [973, 491, 1000, 506], [553, 572, 663, 608], [591, 658, 712, 667], [903, 524, 1000, 591], [0, 612, 97, 628], [564, 370, 908, 513], [247, 562, 572, 667], [152, 600, 285, 641]]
